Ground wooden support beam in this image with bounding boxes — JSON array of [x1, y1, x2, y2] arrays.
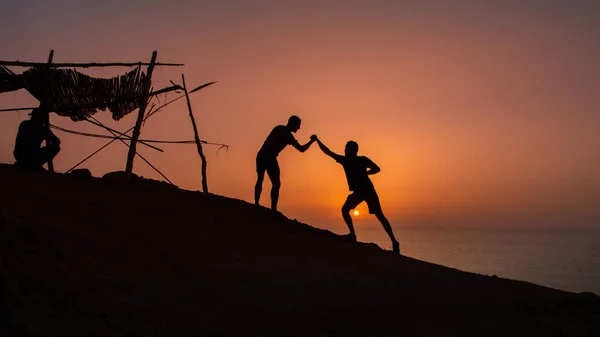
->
[[125, 51, 157, 178], [149, 84, 181, 96], [182, 74, 208, 193], [0, 107, 37, 112], [0, 60, 182, 68], [83, 119, 164, 152], [45, 50, 55, 173]]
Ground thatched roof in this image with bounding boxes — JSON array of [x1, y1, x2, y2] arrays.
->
[[0, 66, 147, 121]]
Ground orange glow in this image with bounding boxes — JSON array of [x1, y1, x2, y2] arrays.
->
[[0, 2, 599, 229]]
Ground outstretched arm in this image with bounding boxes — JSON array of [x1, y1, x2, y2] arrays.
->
[[313, 135, 344, 161], [291, 138, 315, 153]]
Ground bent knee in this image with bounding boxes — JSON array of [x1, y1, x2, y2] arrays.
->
[[48, 144, 61, 155]]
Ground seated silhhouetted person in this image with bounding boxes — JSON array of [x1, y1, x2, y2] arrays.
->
[[312, 135, 400, 254], [13, 107, 61, 172], [255, 115, 315, 212]]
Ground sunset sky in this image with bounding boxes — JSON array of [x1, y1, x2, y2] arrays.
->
[[2, 0, 599, 229]]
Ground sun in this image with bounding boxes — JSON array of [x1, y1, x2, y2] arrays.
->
[[353, 210, 360, 216]]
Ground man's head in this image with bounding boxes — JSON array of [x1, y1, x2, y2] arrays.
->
[[29, 108, 47, 123], [287, 115, 301, 133], [345, 141, 359, 157]]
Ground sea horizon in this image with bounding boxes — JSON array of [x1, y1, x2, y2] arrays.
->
[[304, 217, 600, 295]]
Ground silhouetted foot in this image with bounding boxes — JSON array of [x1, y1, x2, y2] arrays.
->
[[270, 209, 286, 219], [392, 241, 400, 254], [341, 233, 357, 242]]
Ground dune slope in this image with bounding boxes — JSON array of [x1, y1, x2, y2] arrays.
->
[[0, 164, 598, 336]]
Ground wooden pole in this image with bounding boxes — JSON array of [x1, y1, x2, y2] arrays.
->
[[84, 119, 164, 152], [181, 74, 208, 193], [125, 51, 157, 178], [44, 50, 55, 173], [0, 107, 38, 112]]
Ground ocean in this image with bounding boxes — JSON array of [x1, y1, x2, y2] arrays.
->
[[310, 219, 600, 295]]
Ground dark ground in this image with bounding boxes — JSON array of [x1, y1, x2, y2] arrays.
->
[[1, 163, 599, 336]]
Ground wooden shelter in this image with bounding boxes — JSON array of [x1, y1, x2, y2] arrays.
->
[[1, 50, 223, 192]]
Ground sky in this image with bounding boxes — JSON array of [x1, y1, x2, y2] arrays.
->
[[1, 0, 599, 229]]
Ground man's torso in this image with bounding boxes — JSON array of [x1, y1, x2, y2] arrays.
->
[[14, 121, 46, 157], [338, 156, 375, 192], [258, 125, 296, 158]]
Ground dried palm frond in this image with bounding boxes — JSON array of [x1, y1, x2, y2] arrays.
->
[[19, 66, 148, 121]]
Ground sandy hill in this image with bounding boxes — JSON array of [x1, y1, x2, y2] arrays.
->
[[0, 163, 599, 337]]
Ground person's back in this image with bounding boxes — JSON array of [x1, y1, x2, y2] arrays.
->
[[258, 125, 296, 159], [14, 120, 46, 161]]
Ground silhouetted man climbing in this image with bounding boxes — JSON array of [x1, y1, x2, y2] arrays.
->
[[312, 135, 400, 254], [13, 107, 61, 172], [255, 115, 315, 212]]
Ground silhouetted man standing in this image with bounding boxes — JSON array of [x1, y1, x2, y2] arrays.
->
[[255, 115, 315, 212], [13, 107, 61, 172], [312, 135, 400, 254]]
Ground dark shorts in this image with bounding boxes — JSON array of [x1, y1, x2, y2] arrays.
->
[[256, 154, 280, 182], [343, 188, 383, 214]]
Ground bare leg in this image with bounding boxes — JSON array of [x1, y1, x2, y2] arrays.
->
[[375, 211, 399, 253], [341, 198, 357, 239], [255, 170, 265, 206], [266, 161, 282, 212], [270, 176, 281, 211], [38, 144, 60, 171]]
